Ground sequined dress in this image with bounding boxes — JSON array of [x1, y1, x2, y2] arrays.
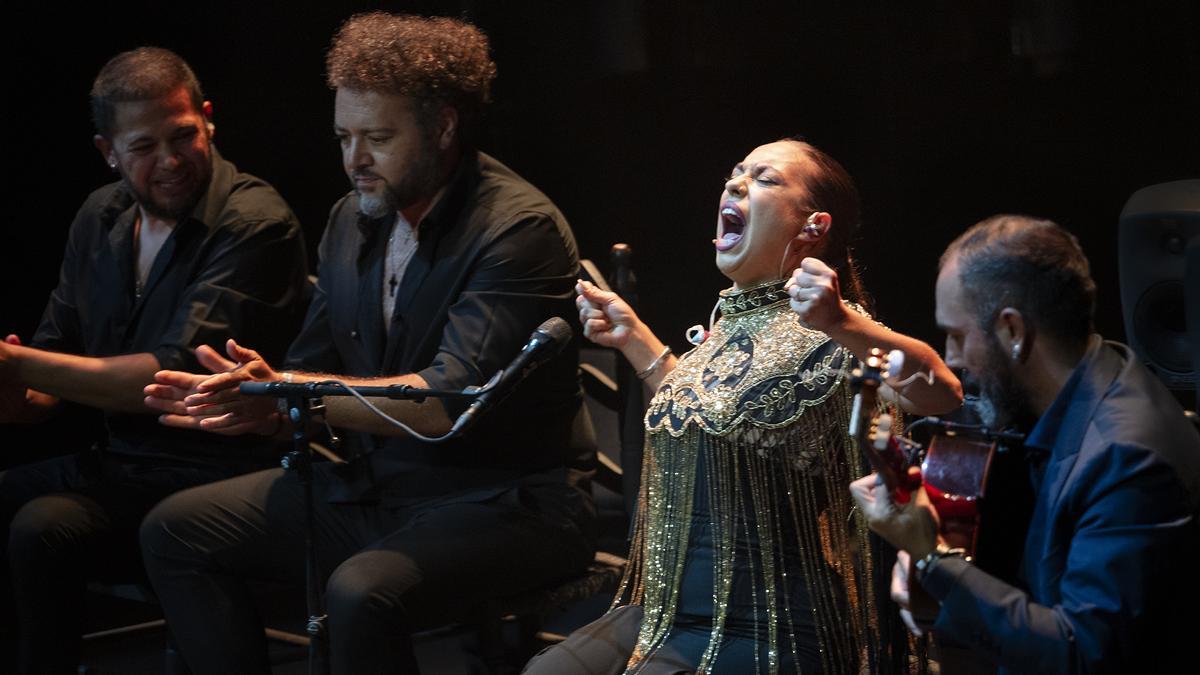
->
[[615, 280, 882, 674]]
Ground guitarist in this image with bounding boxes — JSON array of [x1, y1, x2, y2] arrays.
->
[[851, 215, 1200, 674]]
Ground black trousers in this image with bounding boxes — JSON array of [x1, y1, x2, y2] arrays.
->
[[140, 465, 594, 675], [0, 449, 232, 675]]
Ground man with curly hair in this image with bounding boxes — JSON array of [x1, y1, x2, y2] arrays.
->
[[139, 13, 595, 674]]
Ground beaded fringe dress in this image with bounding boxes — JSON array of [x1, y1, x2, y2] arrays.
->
[[614, 280, 886, 674]]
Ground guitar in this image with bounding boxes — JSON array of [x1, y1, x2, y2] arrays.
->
[[850, 348, 998, 627]]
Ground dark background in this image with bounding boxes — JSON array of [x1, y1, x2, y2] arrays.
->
[[4, 0, 1198, 374]]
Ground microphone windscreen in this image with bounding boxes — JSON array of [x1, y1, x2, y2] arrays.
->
[[536, 316, 573, 350]]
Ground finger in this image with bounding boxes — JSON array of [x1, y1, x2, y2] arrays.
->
[[184, 398, 262, 417], [157, 413, 205, 430], [143, 395, 189, 415], [800, 257, 833, 275], [183, 387, 246, 407], [202, 419, 266, 436], [789, 300, 814, 327], [160, 411, 255, 436], [195, 344, 237, 374], [144, 381, 189, 399], [153, 369, 206, 389], [784, 270, 802, 291], [790, 270, 817, 287], [193, 370, 251, 394], [582, 308, 608, 322], [899, 608, 923, 637], [225, 338, 262, 365], [143, 382, 190, 401], [578, 280, 616, 305], [848, 473, 878, 510], [197, 410, 241, 425], [197, 412, 269, 436], [872, 479, 896, 516], [788, 284, 813, 301], [890, 559, 910, 606], [584, 318, 614, 335]]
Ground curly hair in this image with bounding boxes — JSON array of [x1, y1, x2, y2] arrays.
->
[[90, 47, 204, 138], [941, 214, 1096, 345], [326, 12, 497, 142]]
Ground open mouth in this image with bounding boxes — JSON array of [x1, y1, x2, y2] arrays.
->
[[716, 203, 745, 251], [154, 173, 191, 193]]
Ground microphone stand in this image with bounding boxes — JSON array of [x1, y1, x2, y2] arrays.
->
[[279, 392, 328, 675], [251, 382, 480, 675]]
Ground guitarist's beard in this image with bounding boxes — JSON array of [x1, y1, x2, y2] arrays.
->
[[967, 337, 1039, 433]]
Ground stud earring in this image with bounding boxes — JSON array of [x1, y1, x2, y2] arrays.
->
[[107, 156, 117, 169], [1011, 342, 1022, 361]]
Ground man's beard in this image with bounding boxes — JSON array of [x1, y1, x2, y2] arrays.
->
[[356, 137, 440, 219], [967, 337, 1038, 432], [124, 163, 211, 222]]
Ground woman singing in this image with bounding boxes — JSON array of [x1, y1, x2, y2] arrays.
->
[[526, 138, 961, 674]]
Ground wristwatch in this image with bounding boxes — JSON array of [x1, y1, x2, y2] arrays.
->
[[913, 544, 971, 581]]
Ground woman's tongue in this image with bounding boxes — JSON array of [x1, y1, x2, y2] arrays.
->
[[715, 231, 742, 251]]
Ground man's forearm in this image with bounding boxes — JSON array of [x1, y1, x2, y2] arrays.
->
[[284, 370, 454, 437], [13, 346, 161, 414]]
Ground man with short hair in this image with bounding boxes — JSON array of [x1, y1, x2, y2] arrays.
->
[[141, 14, 595, 674], [0, 47, 307, 674], [851, 215, 1200, 673]]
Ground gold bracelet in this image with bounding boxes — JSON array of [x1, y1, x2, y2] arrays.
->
[[636, 346, 672, 380]]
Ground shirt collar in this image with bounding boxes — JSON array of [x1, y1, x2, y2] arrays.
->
[[1023, 334, 1104, 455]]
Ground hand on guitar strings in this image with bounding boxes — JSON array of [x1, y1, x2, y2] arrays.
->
[[849, 467, 940, 561]]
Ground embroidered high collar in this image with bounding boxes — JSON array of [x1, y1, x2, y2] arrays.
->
[[718, 279, 791, 317]]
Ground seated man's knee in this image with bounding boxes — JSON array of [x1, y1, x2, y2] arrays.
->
[[326, 550, 422, 632], [9, 494, 99, 561], [139, 487, 212, 566]]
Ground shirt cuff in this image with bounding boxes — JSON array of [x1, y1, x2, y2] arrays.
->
[[919, 554, 973, 602]]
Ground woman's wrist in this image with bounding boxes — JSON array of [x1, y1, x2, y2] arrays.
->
[[622, 322, 666, 373]]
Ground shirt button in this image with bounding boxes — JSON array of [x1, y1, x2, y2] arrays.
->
[[350, 330, 359, 339]]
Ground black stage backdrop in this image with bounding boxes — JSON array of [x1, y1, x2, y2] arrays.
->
[[3, 2, 1197, 424]]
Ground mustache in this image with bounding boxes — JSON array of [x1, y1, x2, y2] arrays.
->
[[352, 169, 383, 181]]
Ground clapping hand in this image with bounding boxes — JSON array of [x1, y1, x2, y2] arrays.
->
[[144, 339, 281, 436]]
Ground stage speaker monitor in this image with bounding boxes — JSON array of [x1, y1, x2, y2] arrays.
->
[[1118, 179, 1200, 401]]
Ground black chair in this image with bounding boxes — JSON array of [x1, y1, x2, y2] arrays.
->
[[456, 243, 644, 672]]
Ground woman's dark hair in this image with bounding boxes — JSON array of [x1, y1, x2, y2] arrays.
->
[[785, 138, 869, 309]]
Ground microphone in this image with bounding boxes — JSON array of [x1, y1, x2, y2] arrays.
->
[[449, 317, 573, 437]]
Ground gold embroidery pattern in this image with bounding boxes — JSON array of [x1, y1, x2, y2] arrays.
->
[[614, 281, 891, 675], [646, 281, 862, 437]]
